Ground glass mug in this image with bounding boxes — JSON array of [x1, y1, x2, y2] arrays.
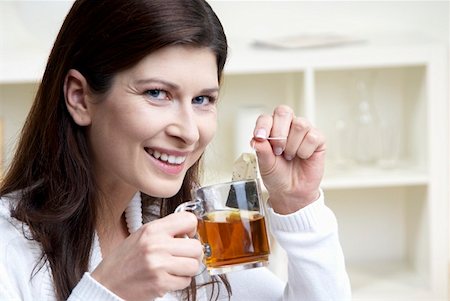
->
[[175, 179, 271, 275]]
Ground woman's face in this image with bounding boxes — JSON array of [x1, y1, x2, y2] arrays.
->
[[87, 46, 219, 198]]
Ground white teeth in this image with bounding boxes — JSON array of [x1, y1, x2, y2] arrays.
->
[[168, 155, 176, 164], [175, 156, 185, 164], [147, 148, 186, 165], [153, 150, 161, 159], [160, 153, 168, 161]]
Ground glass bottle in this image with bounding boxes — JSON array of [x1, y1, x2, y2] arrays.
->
[[354, 80, 380, 165]]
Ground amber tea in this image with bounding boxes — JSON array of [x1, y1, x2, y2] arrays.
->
[[198, 210, 270, 269], [175, 179, 270, 274]]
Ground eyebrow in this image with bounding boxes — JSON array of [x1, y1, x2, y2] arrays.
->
[[134, 78, 219, 95]]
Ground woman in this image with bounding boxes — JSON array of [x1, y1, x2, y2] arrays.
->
[[0, 0, 351, 300]]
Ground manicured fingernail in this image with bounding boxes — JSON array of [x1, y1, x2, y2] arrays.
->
[[255, 129, 267, 139], [284, 154, 294, 161], [274, 147, 283, 156]]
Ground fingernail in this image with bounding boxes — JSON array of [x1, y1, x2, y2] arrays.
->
[[250, 140, 257, 151], [284, 154, 294, 161], [274, 147, 283, 156], [255, 129, 267, 139]]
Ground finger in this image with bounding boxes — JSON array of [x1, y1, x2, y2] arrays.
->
[[252, 138, 278, 176], [269, 105, 294, 156], [166, 256, 202, 277], [160, 273, 193, 292], [142, 211, 198, 238], [169, 238, 203, 259], [253, 113, 273, 141], [283, 117, 311, 160], [297, 128, 326, 159]]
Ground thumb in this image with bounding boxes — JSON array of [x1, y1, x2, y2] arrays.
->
[[252, 138, 277, 176]]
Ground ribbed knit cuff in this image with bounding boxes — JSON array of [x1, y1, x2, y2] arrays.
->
[[69, 273, 124, 301], [266, 189, 336, 233]]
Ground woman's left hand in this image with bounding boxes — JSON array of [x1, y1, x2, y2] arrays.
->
[[252, 105, 326, 215]]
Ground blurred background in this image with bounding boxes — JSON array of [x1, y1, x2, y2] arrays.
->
[[1, 1, 449, 300]]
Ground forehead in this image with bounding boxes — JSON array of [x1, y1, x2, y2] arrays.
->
[[121, 45, 219, 83]]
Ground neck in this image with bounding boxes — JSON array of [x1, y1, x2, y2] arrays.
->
[[95, 189, 137, 257], [97, 213, 129, 258]]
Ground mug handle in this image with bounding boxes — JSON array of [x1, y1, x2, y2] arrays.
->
[[174, 199, 204, 216], [174, 200, 211, 258]]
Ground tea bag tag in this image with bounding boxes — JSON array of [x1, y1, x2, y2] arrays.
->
[[226, 153, 260, 211]]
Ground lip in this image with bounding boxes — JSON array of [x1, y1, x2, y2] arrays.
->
[[145, 147, 188, 175]]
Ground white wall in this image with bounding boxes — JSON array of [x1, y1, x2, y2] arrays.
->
[[209, 1, 449, 43], [1, 1, 449, 55]]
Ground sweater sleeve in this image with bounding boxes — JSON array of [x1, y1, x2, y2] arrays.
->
[[0, 270, 22, 301], [67, 273, 124, 301], [266, 189, 352, 301]]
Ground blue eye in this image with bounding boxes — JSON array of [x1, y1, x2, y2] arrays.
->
[[192, 95, 215, 106], [145, 89, 168, 100]]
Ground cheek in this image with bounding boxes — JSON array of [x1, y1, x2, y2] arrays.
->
[[199, 114, 217, 146], [92, 115, 135, 146], [88, 107, 148, 163], [188, 113, 217, 168]]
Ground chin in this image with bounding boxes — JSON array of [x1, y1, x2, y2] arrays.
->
[[142, 180, 184, 198], [153, 190, 180, 198]]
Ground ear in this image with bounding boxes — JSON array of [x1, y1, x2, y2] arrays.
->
[[64, 69, 92, 126]]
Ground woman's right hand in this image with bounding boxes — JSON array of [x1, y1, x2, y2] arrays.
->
[[91, 211, 203, 301]]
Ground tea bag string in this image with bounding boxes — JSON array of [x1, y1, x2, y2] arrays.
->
[[265, 137, 288, 141], [250, 137, 287, 153], [251, 136, 287, 151]]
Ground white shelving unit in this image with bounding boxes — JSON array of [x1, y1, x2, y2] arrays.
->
[[0, 26, 448, 300], [203, 35, 448, 301]]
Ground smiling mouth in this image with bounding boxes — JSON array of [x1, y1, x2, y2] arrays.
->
[[145, 148, 187, 165]]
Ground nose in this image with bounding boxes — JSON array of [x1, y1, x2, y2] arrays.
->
[[166, 102, 200, 145]]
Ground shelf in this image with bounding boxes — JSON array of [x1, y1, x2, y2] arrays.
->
[[323, 165, 428, 190], [270, 238, 442, 301], [201, 165, 428, 192], [0, 34, 444, 84], [269, 241, 442, 301], [225, 34, 443, 75], [349, 263, 442, 301]]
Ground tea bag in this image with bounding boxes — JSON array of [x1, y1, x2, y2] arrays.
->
[[231, 152, 259, 181], [226, 152, 260, 211]]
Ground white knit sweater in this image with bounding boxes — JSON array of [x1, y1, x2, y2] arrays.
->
[[0, 191, 351, 301]]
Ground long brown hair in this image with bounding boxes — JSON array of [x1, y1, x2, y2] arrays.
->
[[0, 0, 228, 300]]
